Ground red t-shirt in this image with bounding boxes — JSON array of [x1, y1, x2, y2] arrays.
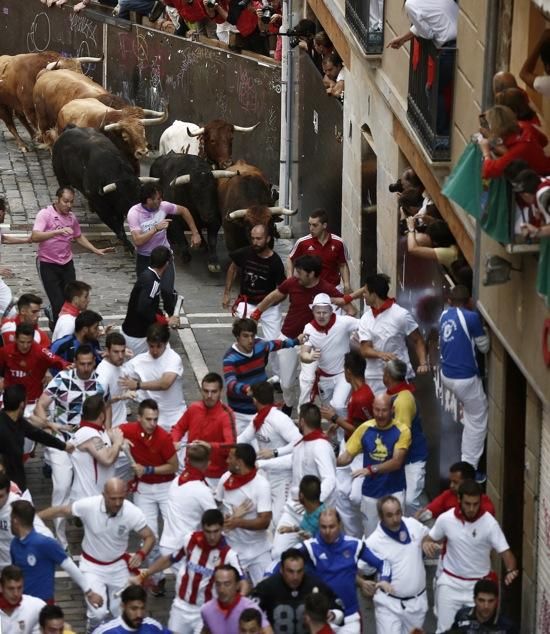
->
[[171, 400, 236, 478], [1, 316, 50, 348], [119, 422, 176, 484], [235, 1, 261, 37], [346, 383, 374, 438], [164, 0, 208, 22], [289, 234, 349, 286], [277, 278, 343, 339], [426, 488, 495, 518], [0, 342, 69, 402]]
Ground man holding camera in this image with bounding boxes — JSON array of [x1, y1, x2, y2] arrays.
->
[[204, 0, 269, 55]]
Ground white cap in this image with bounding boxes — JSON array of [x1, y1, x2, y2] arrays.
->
[[309, 293, 333, 310]]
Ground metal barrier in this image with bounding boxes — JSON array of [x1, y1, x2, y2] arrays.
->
[[345, 0, 384, 55], [407, 37, 456, 162]]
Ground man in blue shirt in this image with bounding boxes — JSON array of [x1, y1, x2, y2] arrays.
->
[[9, 500, 102, 608], [92, 585, 170, 634], [50, 310, 103, 371], [298, 508, 392, 633], [439, 285, 490, 472]]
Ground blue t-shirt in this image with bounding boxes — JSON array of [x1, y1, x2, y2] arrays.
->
[[10, 529, 67, 601], [93, 615, 170, 634], [439, 307, 485, 379]]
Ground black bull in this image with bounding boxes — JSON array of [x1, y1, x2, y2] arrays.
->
[[52, 126, 138, 252]]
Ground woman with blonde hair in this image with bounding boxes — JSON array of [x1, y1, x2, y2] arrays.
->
[[479, 105, 550, 178]]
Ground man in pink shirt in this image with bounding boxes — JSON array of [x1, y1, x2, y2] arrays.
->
[[126, 183, 201, 316], [31, 187, 114, 322]]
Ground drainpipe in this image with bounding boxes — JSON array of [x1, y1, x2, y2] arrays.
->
[[473, 0, 499, 301], [278, 0, 294, 230]]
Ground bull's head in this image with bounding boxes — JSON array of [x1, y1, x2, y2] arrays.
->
[[228, 206, 297, 220], [102, 176, 159, 194], [170, 169, 238, 187], [188, 120, 259, 169], [46, 55, 103, 73]]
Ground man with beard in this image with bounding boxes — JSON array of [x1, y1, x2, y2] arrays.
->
[[92, 585, 169, 634]]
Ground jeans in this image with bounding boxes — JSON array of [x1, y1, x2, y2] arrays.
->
[[117, 0, 155, 19]]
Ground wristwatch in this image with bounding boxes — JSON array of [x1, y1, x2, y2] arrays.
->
[[330, 414, 339, 424], [273, 448, 279, 457]]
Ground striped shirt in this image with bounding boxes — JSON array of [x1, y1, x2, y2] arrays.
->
[[223, 338, 298, 414], [172, 531, 243, 607]]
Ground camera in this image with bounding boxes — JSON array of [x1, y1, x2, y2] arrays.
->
[[260, 2, 273, 24], [205, 0, 217, 7], [289, 36, 301, 49], [237, 0, 251, 8], [388, 179, 404, 194]]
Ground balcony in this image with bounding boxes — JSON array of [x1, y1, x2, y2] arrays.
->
[[345, 0, 384, 55], [407, 36, 456, 162]]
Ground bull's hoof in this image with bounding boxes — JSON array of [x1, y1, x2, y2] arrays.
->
[[18, 145, 29, 153], [207, 262, 221, 273]]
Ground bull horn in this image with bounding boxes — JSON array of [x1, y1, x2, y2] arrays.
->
[[45, 60, 61, 71], [211, 170, 238, 179], [103, 183, 117, 194], [170, 174, 191, 186], [228, 208, 247, 220], [141, 108, 166, 117], [74, 56, 103, 63], [233, 122, 260, 133], [138, 177, 160, 183], [141, 115, 167, 127], [268, 206, 298, 216], [187, 126, 205, 137], [103, 122, 122, 132]]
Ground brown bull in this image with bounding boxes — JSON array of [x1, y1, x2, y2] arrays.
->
[[55, 98, 167, 173], [33, 68, 127, 144], [218, 160, 296, 252], [0, 51, 101, 151], [188, 119, 259, 168]]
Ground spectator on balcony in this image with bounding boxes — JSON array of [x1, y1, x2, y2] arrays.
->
[[479, 105, 550, 179], [322, 52, 345, 99], [508, 167, 550, 240], [492, 71, 518, 97], [113, 0, 156, 20], [210, 0, 269, 55], [406, 217, 459, 270], [495, 87, 548, 148], [313, 31, 334, 73], [164, 0, 217, 38], [520, 29, 550, 97]]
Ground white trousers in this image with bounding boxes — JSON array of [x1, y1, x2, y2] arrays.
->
[[373, 590, 428, 634], [43, 446, 73, 548], [336, 458, 364, 539], [79, 558, 129, 628], [134, 480, 171, 578], [236, 301, 282, 375], [360, 491, 405, 538], [272, 499, 304, 559], [168, 600, 202, 634], [120, 331, 149, 356], [441, 372, 488, 469], [435, 573, 476, 633], [364, 375, 386, 396], [299, 369, 350, 414], [404, 460, 426, 515], [0, 279, 14, 318], [298, 359, 318, 407], [266, 473, 291, 527], [278, 339, 300, 408], [333, 612, 361, 634], [234, 411, 254, 436], [241, 549, 272, 586]]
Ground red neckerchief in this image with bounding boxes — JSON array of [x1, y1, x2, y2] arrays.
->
[[193, 530, 225, 553], [178, 465, 206, 486], [386, 382, 416, 395], [296, 429, 329, 445], [79, 420, 103, 432], [0, 593, 21, 611], [309, 313, 336, 334], [253, 404, 276, 431], [317, 625, 334, 633], [217, 592, 241, 618], [371, 298, 396, 318], [58, 302, 80, 317], [223, 468, 257, 490], [454, 504, 486, 524]]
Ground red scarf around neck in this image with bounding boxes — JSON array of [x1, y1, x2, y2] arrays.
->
[[253, 405, 276, 431], [309, 313, 336, 334], [178, 465, 206, 486], [217, 592, 241, 618], [454, 504, 486, 524], [0, 594, 21, 611], [59, 302, 80, 317], [386, 381, 416, 395], [296, 429, 329, 445], [80, 420, 104, 432], [223, 468, 257, 490], [371, 297, 396, 318]]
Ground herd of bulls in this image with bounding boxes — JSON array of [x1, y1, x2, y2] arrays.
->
[[0, 51, 296, 271]]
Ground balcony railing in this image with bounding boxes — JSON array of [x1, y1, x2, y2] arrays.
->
[[345, 0, 384, 55], [407, 36, 456, 161]]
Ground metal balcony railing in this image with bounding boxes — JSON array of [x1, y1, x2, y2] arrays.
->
[[407, 36, 456, 161], [345, 0, 384, 55]]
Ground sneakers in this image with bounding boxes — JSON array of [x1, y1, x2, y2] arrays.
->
[[475, 471, 487, 484], [149, 578, 166, 597]]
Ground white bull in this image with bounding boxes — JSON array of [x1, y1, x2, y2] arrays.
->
[[159, 120, 202, 155]]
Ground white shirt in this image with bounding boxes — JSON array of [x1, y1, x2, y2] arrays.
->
[[238, 408, 301, 461], [71, 426, 114, 501], [0, 594, 45, 634], [406, 0, 458, 48], [287, 437, 337, 506], [123, 348, 186, 431], [71, 495, 147, 562], [216, 471, 272, 560], [429, 509, 510, 580], [51, 314, 76, 342], [358, 303, 418, 384], [96, 359, 127, 427], [533, 75, 550, 96], [303, 315, 358, 375], [160, 479, 217, 552], [366, 517, 428, 597]]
